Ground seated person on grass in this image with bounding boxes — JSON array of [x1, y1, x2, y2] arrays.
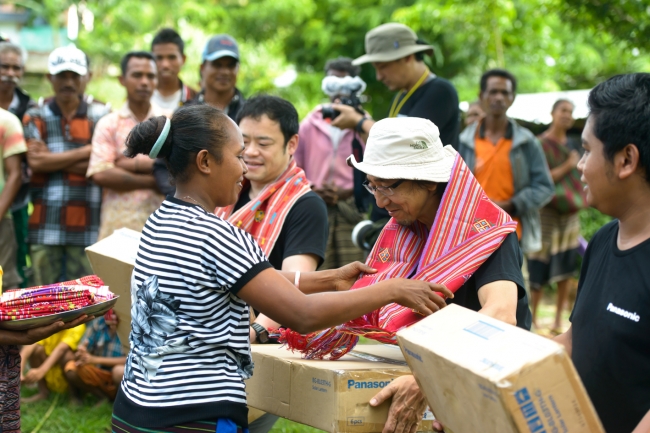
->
[[64, 309, 126, 402], [20, 324, 85, 402]]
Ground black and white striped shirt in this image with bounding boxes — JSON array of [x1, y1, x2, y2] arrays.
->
[[114, 197, 271, 428]]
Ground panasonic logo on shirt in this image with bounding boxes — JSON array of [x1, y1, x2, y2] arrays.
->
[[606, 302, 640, 322]]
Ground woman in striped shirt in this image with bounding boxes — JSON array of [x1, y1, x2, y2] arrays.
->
[[111, 104, 451, 433]]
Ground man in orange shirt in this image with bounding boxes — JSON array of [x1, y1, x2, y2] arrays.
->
[[458, 69, 553, 256]]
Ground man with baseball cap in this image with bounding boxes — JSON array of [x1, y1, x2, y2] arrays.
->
[[190, 34, 244, 118], [348, 117, 530, 433], [22, 46, 109, 285]]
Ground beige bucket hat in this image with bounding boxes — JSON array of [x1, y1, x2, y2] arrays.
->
[[347, 117, 457, 183], [352, 23, 434, 65]]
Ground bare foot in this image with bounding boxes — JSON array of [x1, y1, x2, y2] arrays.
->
[[22, 391, 49, 404]]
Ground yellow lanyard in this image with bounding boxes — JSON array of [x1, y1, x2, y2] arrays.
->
[[388, 68, 431, 118]]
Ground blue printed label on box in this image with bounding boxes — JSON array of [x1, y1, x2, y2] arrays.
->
[[515, 387, 569, 433]]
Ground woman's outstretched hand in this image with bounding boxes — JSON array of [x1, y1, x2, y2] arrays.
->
[[333, 261, 377, 292], [23, 314, 94, 346], [386, 279, 453, 316]]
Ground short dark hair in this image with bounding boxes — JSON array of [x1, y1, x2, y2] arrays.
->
[[552, 98, 574, 112], [480, 69, 517, 94], [588, 73, 650, 184], [151, 28, 184, 55], [413, 39, 432, 62], [120, 51, 155, 76], [324, 57, 360, 77], [125, 105, 231, 183], [236, 95, 299, 145]]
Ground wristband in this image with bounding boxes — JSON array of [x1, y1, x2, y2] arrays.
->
[[355, 117, 368, 134], [251, 323, 270, 344], [294, 271, 301, 290]]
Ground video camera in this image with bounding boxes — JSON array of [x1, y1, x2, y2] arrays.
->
[[321, 75, 366, 120]]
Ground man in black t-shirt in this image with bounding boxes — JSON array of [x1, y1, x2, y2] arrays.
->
[[332, 23, 459, 148], [553, 74, 650, 433], [226, 95, 328, 433], [330, 23, 460, 236]]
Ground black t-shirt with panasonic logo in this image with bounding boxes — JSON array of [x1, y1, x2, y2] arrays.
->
[[570, 220, 650, 433]]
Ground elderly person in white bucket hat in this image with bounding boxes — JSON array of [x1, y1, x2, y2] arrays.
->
[[331, 23, 461, 259], [349, 117, 531, 433]]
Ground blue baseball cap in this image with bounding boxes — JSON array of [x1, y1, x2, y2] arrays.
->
[[202, 34, 240, 62]]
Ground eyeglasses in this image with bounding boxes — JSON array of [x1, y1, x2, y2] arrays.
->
[[362, 179, 405, 196]]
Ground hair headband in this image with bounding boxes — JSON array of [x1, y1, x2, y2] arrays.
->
[[149, 117, 171, 159]]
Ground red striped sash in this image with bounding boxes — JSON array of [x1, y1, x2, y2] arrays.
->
[[215, 160, 311, 257], [279, 154, 518, 359]]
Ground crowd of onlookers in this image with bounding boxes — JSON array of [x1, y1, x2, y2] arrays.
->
[[0, 25, 585, 326], [1, 21, 633, 432]]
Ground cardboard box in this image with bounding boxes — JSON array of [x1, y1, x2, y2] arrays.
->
[[246, 344, 436, 433], [85, 228, 140, 350], [397, 304, 604, 433]]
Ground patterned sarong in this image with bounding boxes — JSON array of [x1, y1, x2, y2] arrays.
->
[[214, 160, 311, 257], [539, 135, 586, 214], [278, 155, 518, 359], [64, 360, 117, 399], [0, 344, 20, 433], [0, 276, 112, 320]]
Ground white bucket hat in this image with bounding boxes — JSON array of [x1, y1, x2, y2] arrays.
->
[[347, 117, 457, 183]]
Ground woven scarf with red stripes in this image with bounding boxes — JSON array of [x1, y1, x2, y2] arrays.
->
[[214, 160, 311, 257], [278, 154, 518, 359]]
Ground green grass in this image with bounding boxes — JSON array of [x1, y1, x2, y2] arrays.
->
[[271, 419, 324, 433], [20, 385, 323, 433], [20, 386, 113, 433]]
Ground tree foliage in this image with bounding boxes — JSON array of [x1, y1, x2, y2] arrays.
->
[[15, 0, 650, 118], [561, 0, 650, 50]]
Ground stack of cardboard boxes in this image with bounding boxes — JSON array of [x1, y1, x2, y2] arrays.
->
[[247, 344, 435, 432], [86, 231, 604, 433]]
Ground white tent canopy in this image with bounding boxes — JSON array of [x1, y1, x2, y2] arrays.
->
[[461, 88, 592, 125]]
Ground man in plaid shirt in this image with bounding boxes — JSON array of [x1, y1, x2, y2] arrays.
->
[[23, 46, 109, 285]]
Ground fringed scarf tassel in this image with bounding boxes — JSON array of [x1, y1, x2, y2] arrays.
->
[[276, 315, 401, 360], [275, 327, 359, 360]]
